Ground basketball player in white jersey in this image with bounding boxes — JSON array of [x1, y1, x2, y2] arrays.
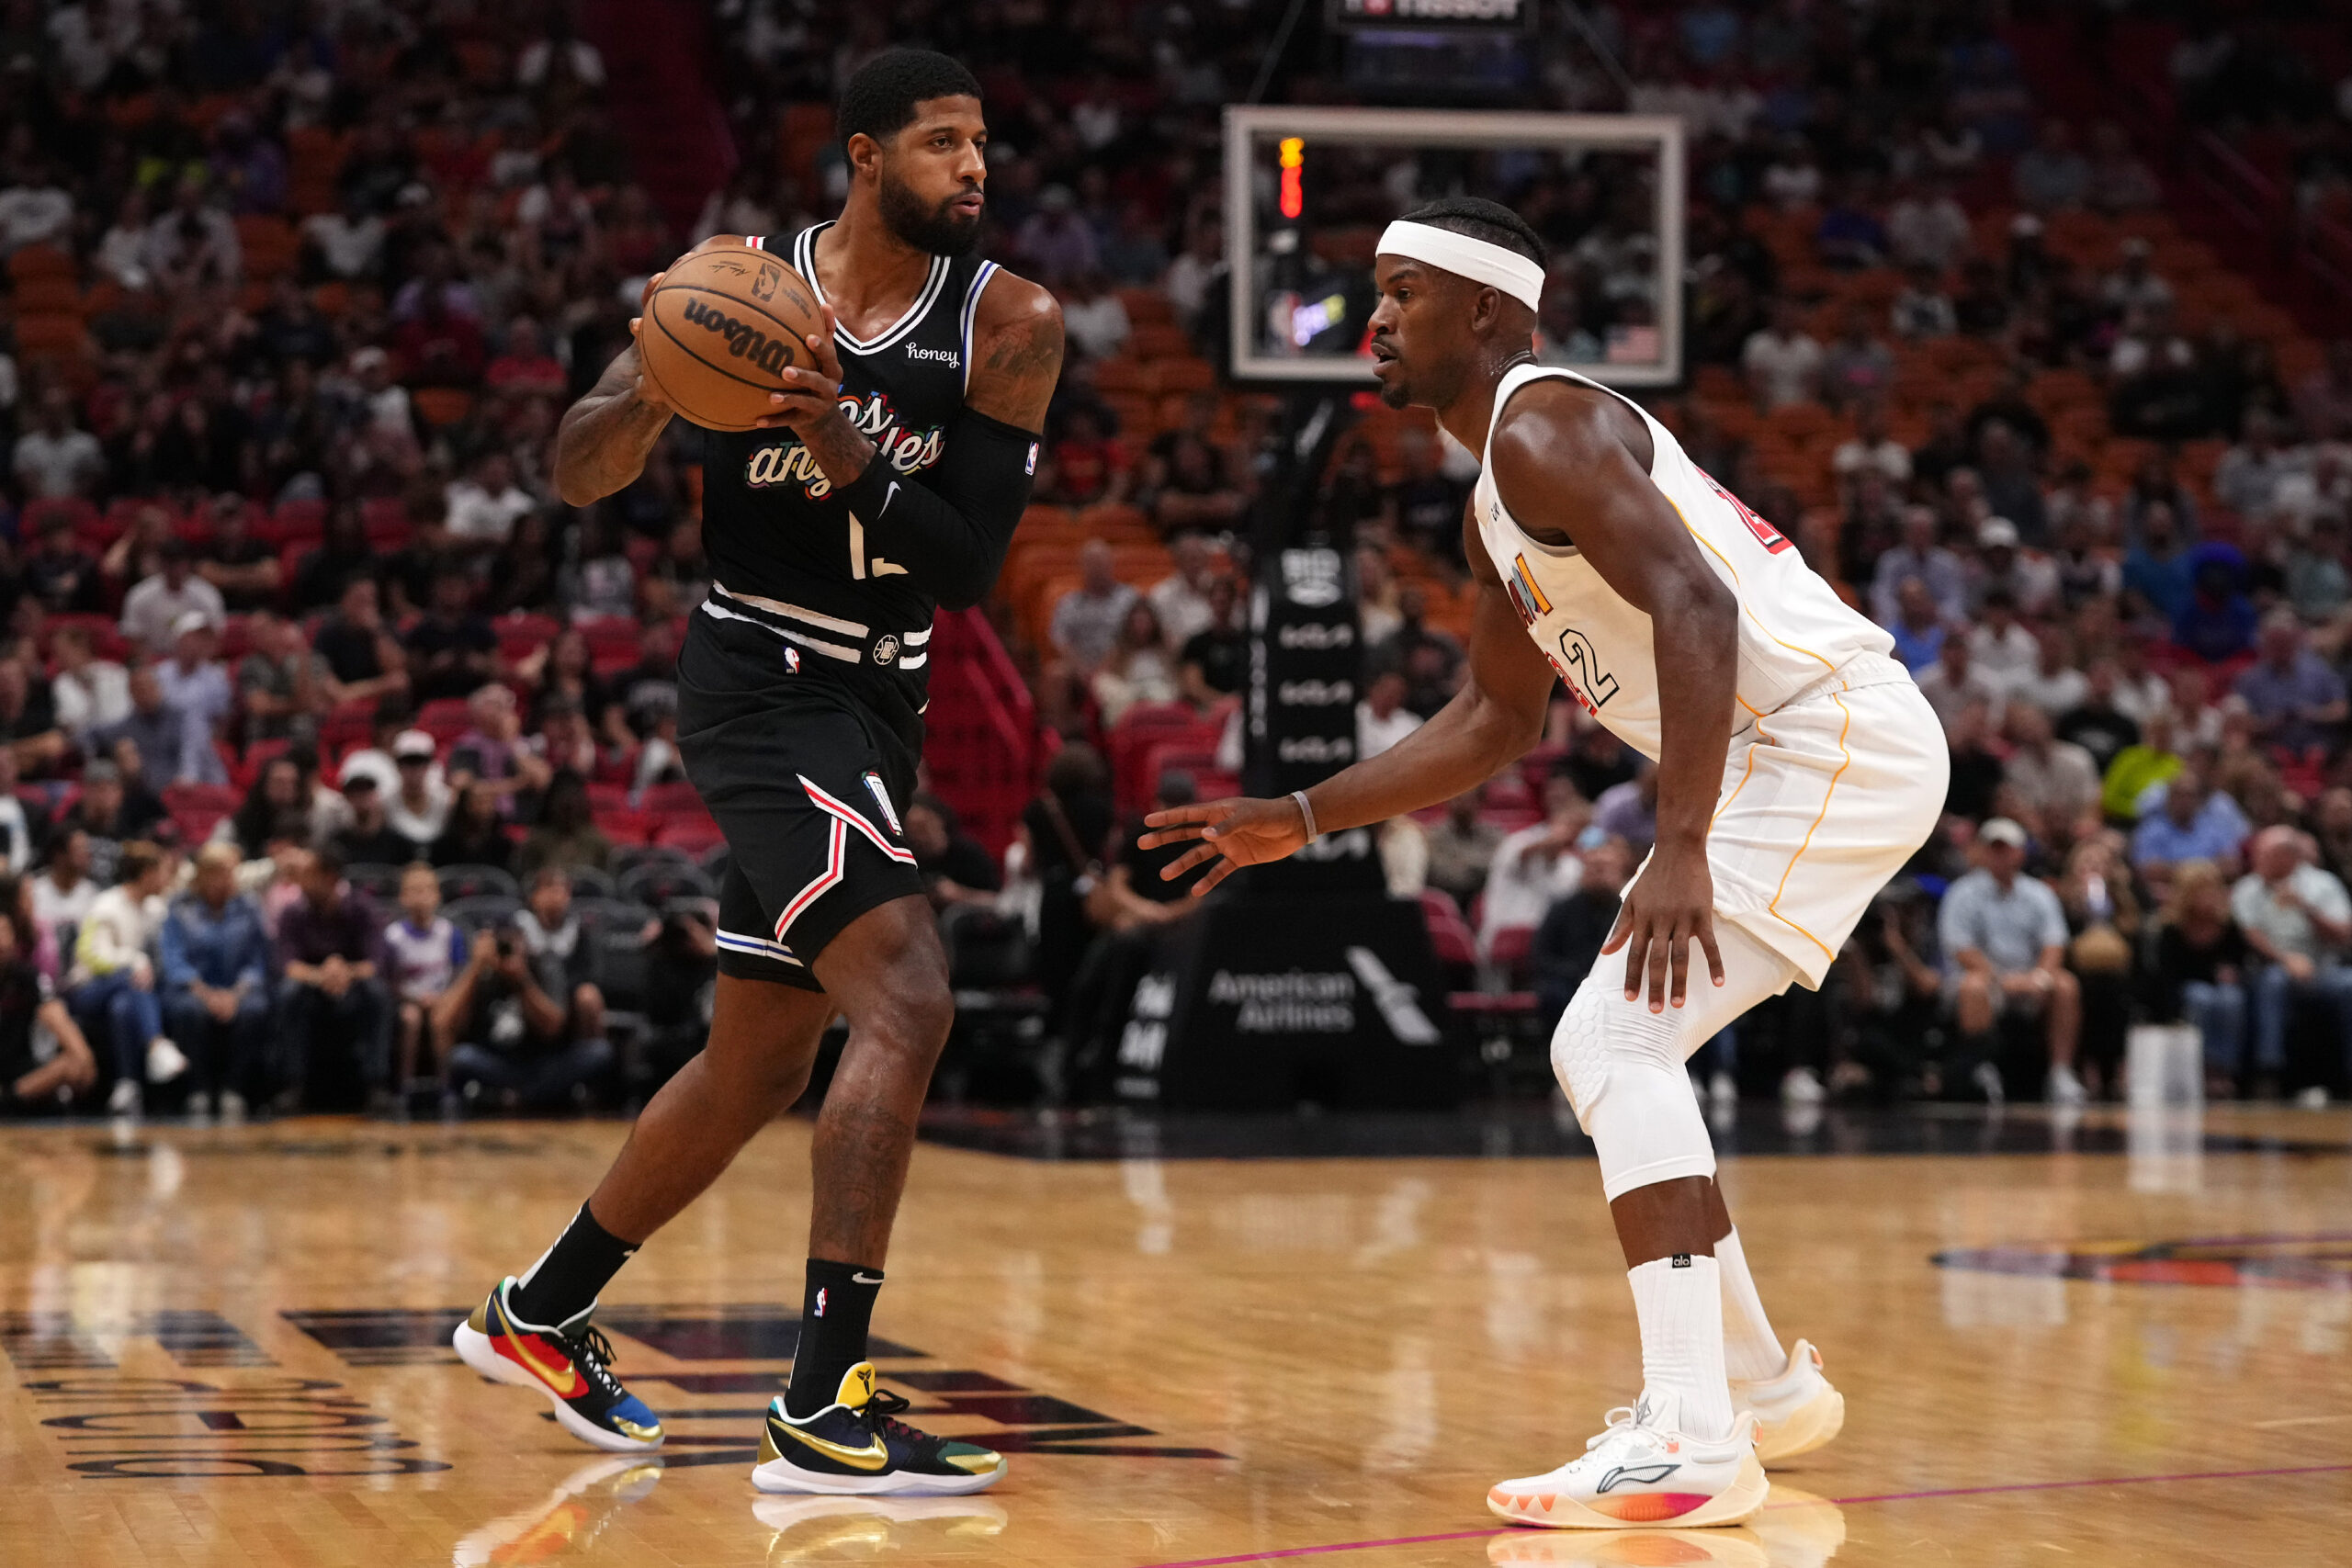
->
[[1142, 197, 1946, 1529]]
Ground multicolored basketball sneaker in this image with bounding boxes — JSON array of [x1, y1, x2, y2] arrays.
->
[[452, 1277, 663, 1453], [752, 1363, 1006, 1495]]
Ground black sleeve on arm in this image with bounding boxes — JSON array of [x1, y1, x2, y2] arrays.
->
[[831, 408, 1040, 611]]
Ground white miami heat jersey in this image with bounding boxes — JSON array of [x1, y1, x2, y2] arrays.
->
[[1472, 365, 1896, 760]]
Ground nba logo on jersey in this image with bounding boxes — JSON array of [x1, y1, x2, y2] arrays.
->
[[814, 1288, 828, 1318], [864, 772, 903, 836], [1024, 442, 1039, 476]]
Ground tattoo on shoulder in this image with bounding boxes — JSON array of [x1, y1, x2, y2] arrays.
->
[[975, 300, 1065, 426]]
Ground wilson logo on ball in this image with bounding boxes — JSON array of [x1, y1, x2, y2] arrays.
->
[[679, 299, 798, 373]]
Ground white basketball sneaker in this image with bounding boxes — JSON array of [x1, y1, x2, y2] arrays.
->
[[1487, 1394, 1765, 1529], [1730, 1338, 1844, 1464]]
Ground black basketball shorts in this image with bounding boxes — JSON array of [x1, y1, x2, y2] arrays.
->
[[678, 681, 924, 993]]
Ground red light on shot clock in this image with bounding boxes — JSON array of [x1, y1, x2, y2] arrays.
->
[[1278, 136, 1304, 220]]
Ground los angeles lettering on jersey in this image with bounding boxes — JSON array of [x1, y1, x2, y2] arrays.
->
[[742, 389, 945, 500]]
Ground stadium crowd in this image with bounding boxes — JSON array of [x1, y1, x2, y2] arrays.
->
[[3, 1, 2351, 1117]]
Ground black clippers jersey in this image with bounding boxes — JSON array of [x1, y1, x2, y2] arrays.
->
[[691, 223, 1000, 730]]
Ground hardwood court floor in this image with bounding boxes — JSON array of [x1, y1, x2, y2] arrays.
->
[[1, 1102, 2347, 1568]]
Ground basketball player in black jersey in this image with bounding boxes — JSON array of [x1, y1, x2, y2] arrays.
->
[[451, 50, 1062, 1497]]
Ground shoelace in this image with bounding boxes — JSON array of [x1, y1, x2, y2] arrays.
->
[[558, 1325, 628, 1400], [1584, 1405, 1642, 1453], [855, 1385, 924, 1445]]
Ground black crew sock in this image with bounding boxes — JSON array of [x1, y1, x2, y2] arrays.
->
[[509, 1202, 639, 1328], [784, 1258, 882, 1417]]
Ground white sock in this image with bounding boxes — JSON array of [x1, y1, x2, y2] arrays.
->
[[1627, 1253, 1734, 1440], [1715, 1227, 1787, 1382]]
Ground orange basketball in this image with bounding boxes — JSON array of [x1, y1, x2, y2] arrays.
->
[[639, 245, 825, 432]]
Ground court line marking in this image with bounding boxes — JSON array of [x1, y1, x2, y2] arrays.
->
[[1122, 1462, 2352, 1568]]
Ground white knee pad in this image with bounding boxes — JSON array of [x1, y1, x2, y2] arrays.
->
[[1552, 973, 1718, 1201], [1547, 921, 1802, 1202]]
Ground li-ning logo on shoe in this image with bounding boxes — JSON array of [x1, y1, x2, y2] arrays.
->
[[864, 773, 903, 835], [1595, 1462, 1682, 1493]]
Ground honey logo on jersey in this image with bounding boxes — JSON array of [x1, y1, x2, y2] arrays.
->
[[743, 390, 944, 500]]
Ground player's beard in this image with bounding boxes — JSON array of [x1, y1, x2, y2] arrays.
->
[[877, 170, 982, 257]]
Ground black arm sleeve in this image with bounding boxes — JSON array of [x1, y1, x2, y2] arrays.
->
[[831, 408, 1040, 611]]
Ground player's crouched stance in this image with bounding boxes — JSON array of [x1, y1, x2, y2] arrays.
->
[[1143, 198, 1938, 1529]]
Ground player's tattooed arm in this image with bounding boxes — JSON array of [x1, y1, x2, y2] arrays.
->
[[553, 344, 673, 507], [966, 275, 1064, 433]]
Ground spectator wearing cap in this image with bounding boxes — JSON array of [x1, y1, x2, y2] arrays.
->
[[2235, 610, 2349, 756], [62, 761, 167, 888], [1970, 521, 2060, 618], [275, 846, 390, 1110], [155, 615, 233, 785], [119, 541, 225, 658], [2131, 763, 2250, 893], [383, 730, 452, 844], [2233, 826, 2352, 1100], [1938, 817, 2086, 1104], [331, 774, 422, 866], [157, 842, 273, 1122]]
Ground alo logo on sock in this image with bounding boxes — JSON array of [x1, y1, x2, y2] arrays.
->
[[1670, 1254, 1692, 1269]]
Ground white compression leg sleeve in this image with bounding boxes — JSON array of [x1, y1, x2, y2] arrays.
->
[[1550, 920, 1801, 1203]]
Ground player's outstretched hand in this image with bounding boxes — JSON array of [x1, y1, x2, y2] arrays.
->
[[1137, 795, 1313, 897], [1600, 845, 1724, 1013], [755, 302, 847, 432]]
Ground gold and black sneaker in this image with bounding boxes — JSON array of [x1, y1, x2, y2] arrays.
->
[[752, 1363, 1006, 1496]]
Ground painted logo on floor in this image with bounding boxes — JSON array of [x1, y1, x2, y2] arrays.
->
[[6, 1303, 1227, 1479], [1933, 1232, 2352, 1289]]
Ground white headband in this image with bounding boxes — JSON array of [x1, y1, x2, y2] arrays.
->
[[1376, 220, 1544, 310]]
